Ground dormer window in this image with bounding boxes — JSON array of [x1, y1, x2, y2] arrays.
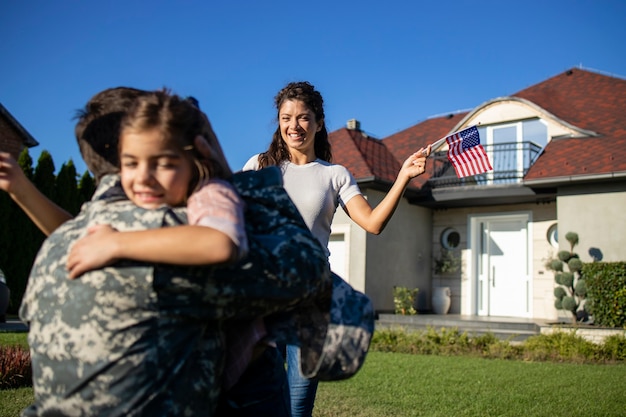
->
[[477, 119, 547, 183]]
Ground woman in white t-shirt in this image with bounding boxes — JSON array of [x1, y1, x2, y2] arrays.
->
[[243, 81, 431, 417]]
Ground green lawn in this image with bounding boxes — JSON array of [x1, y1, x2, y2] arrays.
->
[[0, 388, 31, 417], [314, 352, 626, 417], [2, 334, 625, 417]]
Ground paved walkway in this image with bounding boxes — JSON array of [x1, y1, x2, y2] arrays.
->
[[376, 313, 550, 342]]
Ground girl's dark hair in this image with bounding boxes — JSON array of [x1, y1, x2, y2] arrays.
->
[[120, 89, 231, 197], [258, 81, 331, 168]]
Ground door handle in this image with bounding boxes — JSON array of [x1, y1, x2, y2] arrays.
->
[[492, 266, 495, 287]]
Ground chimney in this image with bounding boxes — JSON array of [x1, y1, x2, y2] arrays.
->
[[346, 119, 360, 130]]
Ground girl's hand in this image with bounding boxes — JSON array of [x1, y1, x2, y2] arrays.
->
[[400, 145, 431, 179], [67, 224, 119, 279], [0, 152, 27, 194]]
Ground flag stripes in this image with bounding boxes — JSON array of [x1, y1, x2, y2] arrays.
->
[[445, 126, 493, 178]]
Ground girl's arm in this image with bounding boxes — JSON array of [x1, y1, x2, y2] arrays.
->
[[0, 152, 72, 235], [343, 146, 430, 235], [66, 224, 236, 279]]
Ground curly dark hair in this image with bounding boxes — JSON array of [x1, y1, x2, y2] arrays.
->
[[257, 81, 331, 168]]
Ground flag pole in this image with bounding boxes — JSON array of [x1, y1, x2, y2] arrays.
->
[[427, 136, 448, 155], [422, 125, 478, 157], [420, 134, 448, 157]]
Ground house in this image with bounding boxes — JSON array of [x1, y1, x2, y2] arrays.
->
[[0, 103, 39, 159], [327, 67, 626, 322]]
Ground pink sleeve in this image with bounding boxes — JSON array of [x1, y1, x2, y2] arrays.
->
[[187, 179, 248, 258]]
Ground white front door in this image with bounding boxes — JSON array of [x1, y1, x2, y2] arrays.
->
[[328, 224, 350, 284], [473, 213, 531, 317], [328, 234, 346, 280]]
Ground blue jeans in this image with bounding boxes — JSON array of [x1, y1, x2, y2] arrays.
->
[[216, 346, 291, 417], [286, 344, 319, 417]]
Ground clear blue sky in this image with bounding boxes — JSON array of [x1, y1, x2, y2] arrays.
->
[[2, 0, 625, 175]]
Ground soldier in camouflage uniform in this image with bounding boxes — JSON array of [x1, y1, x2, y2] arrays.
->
[[19, 166, 334, 416], [15, 87, 373, 416]]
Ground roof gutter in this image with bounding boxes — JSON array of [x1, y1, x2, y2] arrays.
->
[[356, 176, 423, 197], [524, 171, 626, 186]]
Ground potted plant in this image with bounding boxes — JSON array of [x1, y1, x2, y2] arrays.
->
[[434, 249, 461, 275], [393, 286, 418, 315]]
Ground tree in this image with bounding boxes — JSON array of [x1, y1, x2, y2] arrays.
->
[[5, 149, 42, 313], [33, 151, 56, 202], [2, 149, 95, 314], [78, 171, 96, 203], [56, 160, 81, 215], [547, 231, 589, 323]]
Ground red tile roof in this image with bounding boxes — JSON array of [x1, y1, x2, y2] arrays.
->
[[384, 113, 468, 188], [329, 128, 401, 183], [515, 68, 626, 180], [328, 68, 626, 188]]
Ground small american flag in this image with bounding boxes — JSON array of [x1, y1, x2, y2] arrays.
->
[[446, 126, 493, 178]]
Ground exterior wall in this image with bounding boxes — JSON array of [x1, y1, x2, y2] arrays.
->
[[331, 189, 432, 313], [433, 202, 558, 320], [0, 116, 26, 158], [431, 208, 467, 314], [529, 202, 561, 321], [468, 99, 583, 140], [330, 181, 626, 319], [331, 206, 367, 292], [557, 183, 626, 263]]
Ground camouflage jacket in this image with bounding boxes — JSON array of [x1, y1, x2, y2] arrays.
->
[[19, 167, 332, 417]]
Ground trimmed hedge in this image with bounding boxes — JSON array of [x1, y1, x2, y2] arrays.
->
[[584, 262, 626, 328]]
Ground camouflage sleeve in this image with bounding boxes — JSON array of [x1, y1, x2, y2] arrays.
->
[[19, 177, 225, 416], [228, 168, 374, 383], [153, 167, 332, 322]]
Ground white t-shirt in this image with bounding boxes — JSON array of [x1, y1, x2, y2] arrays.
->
[[243, 155, 361, 254]]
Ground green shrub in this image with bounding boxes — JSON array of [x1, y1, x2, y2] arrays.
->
[[371, 328, 624, 364], [546, 231, 587, 323], [600, 334, 626, 361], [554, 286, 566, 299], [584, 262, 626, 328], [565, 231, 579, 246], [562, 296, 577, 312], [568, 258, 583, 273], [560, 272, 574, 288], [393, 286, 418, 315], [558, 251, 571, 262], [574, 279, 587, 297], [549, 259, 563, 272], [522, 331, 598, 363], [433, 248, 461, 274]]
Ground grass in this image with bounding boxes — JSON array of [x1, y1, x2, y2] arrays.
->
[[314, 351, 626, 417], [0, 388, 32, 417], [0, 332, 28, 349], [2, 331, 625, 417]]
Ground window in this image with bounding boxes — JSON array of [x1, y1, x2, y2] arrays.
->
[[547, 223, 558, 248], [441, 228, 460, 250], [478, 119, 547, 183]]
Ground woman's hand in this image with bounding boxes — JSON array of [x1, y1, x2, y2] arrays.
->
[[0, 152, 28, 194], [67, 224, 120, 279], [400, 145, 431, 179]]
